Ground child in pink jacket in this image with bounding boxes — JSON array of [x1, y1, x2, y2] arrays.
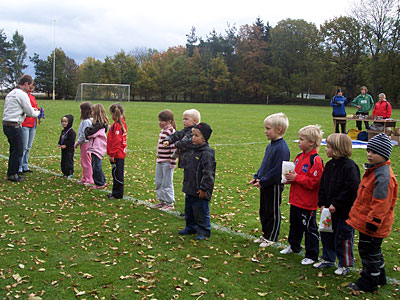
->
[[84, 104, 109, 188]]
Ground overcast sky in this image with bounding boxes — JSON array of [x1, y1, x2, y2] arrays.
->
[[3, 0, 354, 71]]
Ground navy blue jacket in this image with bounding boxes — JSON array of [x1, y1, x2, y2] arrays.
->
[[183, 143, 216, 201], [254, 138, 290, 188]]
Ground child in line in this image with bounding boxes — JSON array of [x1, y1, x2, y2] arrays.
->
[[281, 125, 324, 265], [179, 123, 216, 240], [107, 103, 127, 199], [249, 113, 290, 248], [154, 109, 177, 210], [330, 88, 348, 133], [85, 104, 109, 188], [346, 133, 398, 293], [58, 115, 76, 178], [163, 109, 200, 169], [314, 134, 360, 275], [74, 102, 94, 185]]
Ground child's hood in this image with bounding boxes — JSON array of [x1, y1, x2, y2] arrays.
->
[[63, 114, 74, 129]]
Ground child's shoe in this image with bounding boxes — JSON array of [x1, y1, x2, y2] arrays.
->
[[313, 259, 335, 269], [254, 236, 266, 243], [161, 204, 175, 211], [301, 258, 315, 265], [195, 234, 208, 240], [153, 202, 164, 209], [259, 239, 275, 248], [280, 246, 294, 254], [346, 282, 362, 291], [67, 175, 72, 179], [178, 229, 196, 235], [334, 266, 350, 275], [91, 184, 106, 189]]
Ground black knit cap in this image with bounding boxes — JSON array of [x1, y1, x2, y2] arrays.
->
[[367, 133, 392, 160], [194, 122, 213, 141]]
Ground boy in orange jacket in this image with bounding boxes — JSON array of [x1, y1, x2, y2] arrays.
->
[[346, 133, 398, 292]]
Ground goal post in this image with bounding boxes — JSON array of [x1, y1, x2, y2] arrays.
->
[[75, 83, 130, 102]]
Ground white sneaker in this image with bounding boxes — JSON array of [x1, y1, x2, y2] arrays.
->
[[334, 267, 350, 275], [259, 240, 275, 248], [254, 236, 266, 243], [313, 259, 335, 269], [280, 246, 294, 254], [301, 258, 315, 265]]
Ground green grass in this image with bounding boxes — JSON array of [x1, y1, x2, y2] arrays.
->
[[0, 100, 399, 299]]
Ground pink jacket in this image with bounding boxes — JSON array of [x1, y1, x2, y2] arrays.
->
[[87, 128, 107, 159]]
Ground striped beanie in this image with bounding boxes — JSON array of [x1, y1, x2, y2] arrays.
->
[[367, 133, 392, 160]]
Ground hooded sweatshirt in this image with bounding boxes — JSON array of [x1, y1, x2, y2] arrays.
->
[[58, 114, 76, 150]]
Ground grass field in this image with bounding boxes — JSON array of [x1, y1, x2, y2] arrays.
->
[[0, 100, 399, 300]]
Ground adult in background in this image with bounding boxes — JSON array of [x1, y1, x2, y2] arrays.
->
[[351, 86, 374, 130], [372, 93, 392, 119], [331, 88, 348, 133], [19, 83, 39, 173], [2, 75, 40, 182]]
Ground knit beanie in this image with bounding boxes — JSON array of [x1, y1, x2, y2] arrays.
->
[[367, 133, 392, 160], [194, 122, 212, 142]]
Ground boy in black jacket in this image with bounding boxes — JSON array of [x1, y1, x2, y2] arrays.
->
[[179, 123, 216, 240], [58, 114, 76, 178]]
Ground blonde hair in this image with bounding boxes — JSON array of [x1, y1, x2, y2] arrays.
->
[[92, 104, 109, 126], [326, 133, 353, 158], [264, 112, 289, 136], [379, 93, 386, 99], [183, 109, 201, 123], [298, 125, 323, 149]]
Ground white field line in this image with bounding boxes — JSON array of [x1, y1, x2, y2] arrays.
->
[[0, 153, 399, 285]]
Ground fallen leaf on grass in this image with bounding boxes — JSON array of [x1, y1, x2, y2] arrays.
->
[[199, 277, 208, 283]]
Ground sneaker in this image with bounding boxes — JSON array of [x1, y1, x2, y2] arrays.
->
[[346, 282, 361, 291], [301, 258, 315, 265], [153, 202, 164, 209], [67, 175, 72, 179], [259, 240, 275, 248], [22, 169, 33, 173], [178, 229, 196, 235], [161, 204, 175, 211], [334, 266, 350, 275], [107, 194, 121, 200], [195, 235, 208, 240], [280, 246, 294, 254], [91, 184, 106, 189], [254, 236, 266, 243], [313, 259, 335, 269], [7, 174, 24, 182]]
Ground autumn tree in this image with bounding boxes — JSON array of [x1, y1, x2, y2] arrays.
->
[[5, 30, 27, 88]]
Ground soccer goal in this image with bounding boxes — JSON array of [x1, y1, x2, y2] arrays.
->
[[75, 83, 130, 102]]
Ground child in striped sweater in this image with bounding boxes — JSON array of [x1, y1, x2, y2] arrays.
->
[[154, 110, 177, 210]]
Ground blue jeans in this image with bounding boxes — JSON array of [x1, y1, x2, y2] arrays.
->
[[320, 218, 354, 267], [184, 194, 211, 237], [91, 154, 105, 186], [3, 125, 23, 176], [19, 126, 36, 172]]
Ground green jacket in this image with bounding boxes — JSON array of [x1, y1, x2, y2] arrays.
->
[[351, 93, 374, 113]]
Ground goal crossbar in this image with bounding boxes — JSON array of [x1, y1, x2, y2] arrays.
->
[[75, 83, 130, 102]]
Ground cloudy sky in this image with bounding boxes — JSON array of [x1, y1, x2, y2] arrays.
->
[[3, 0, 354, 70]]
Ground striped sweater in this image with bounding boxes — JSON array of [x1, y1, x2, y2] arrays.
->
[[157, 125, 176, 166]]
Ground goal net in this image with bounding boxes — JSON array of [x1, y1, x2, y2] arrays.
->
[[75, 83, 130, 102]]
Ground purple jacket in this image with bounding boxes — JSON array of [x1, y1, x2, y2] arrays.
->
[[87, 128, 107, 159]]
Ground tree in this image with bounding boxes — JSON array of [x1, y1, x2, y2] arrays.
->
[[0, 29, 10, 88], [30, 53, 52, 97], [6, 30, 27, 88], [77, 57, 103, 83], [320, 16, 365, 98], [352, 0, 400, 95], [270, 19, 322, 97]]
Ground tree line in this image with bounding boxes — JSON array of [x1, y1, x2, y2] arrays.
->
[[1, 0, 400, 104]]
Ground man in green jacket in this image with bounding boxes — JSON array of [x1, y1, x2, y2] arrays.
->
[[351, 86, 374, 130]]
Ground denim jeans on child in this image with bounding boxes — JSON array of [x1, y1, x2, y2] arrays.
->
[[320, 218, 354, 267], [155, 162, 175, 204], [91, 153, 105, 186], [184, 194, 211, 237], [19, 126, 36, 172]]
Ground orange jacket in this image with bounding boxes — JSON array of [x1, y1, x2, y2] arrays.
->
[[347, 160, 398, 238]]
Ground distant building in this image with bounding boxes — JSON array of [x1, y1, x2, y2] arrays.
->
[[297, 93, 326, 100]]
